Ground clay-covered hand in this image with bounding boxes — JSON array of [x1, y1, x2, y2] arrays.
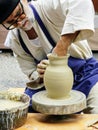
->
[[37, 59, 49, 78]]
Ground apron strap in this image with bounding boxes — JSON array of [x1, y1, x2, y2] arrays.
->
[[17, 29, 39, 63], [29, 4, 56, 47]]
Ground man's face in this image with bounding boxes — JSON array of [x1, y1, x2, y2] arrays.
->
[[2, 2, 26, 30]]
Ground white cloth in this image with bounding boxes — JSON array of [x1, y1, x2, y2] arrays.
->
[[4, 0, 94, 82], [84, 83, 98, 114]]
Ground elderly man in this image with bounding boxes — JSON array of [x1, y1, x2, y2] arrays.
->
[[0, 0, 98, 113]]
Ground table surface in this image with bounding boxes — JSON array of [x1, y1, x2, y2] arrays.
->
[[15, 113, 98, 130]]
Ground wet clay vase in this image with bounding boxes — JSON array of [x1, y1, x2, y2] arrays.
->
[[44, 53, 73, 99]]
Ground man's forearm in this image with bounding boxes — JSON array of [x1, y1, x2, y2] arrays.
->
[[53, 31, 80, 56]]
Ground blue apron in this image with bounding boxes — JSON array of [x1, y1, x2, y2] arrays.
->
[[68, 56, 98, 97]]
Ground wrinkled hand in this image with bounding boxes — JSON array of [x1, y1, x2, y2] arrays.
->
[[37, 59, 49, 78]]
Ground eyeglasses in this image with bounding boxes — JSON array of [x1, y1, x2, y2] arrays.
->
[[2, 2, 24, 30]]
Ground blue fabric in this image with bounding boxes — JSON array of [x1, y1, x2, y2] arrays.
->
[[68, 56, 98, 97], [24, 87, 45, 113]]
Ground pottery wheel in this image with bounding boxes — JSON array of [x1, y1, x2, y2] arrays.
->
[[32, 90, 86, 115]]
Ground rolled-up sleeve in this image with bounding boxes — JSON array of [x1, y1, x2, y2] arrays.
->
[[61, 0, 95, 40]]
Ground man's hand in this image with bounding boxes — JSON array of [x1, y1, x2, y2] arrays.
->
[[52, 31, 80, 56], [37, 60, 49, 78]]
